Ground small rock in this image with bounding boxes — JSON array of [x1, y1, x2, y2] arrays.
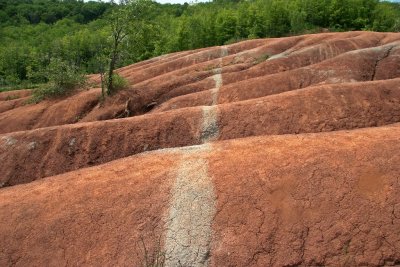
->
[[69, 138, 76, 147], [27, 141, 37, 151], [1, 136, 17, 146]]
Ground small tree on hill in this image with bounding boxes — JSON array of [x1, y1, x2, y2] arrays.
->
[[104, 0, 152, 96]]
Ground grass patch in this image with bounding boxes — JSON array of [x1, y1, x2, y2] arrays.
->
[[137, 236, 165, 267], [5, 95, 20, 101], [0, 83, 44, 93], [253, 53, 270, 65], [203, 64, 218, 72]]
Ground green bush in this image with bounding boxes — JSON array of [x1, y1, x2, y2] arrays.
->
[[105, 73, 129, 93], [31, 59, 86, 102], [47, 59, 86, 92]]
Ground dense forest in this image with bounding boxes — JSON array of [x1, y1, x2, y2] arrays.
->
[[1, 0, 400, 90]]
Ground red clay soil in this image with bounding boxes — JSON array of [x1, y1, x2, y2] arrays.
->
[[0, 89, 32, 101], [217, 42, 400, 103], [2, 78, 400, 186], [2, 32, 400, 133], [0, 108, 203, 186], [0, 151, 178, 266], [88, 38, 265, 87], [0, 125, 399, 266], [99, 32, 386, 116], [1, 32, 400, 266], [99, 31, 395, 116], [209, 126, 400, 266], [0, 96, 30, 113], [0, 89, 101, 134], [156, 40, 400, 112]]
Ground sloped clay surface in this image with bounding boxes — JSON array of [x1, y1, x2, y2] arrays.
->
[[0, 126, 399, 266], [1, 32, 400, 266]]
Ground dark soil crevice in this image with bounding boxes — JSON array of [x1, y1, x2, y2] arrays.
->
[[371, 45, 395, 81]]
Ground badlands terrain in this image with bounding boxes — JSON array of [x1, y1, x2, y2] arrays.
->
[[1, 31, 400, 266]]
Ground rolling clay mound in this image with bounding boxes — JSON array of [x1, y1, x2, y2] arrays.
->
[[1, 125, 400, 266], [0, 89, 32, 101], [2, 78, 400, 187], [1, 32, 400, 266], [1, 31, 400, 133]]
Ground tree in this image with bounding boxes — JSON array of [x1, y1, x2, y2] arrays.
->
[[298, 0, 331, 28], [105, 0, 152, 95], [372, 2, 400, 31], [1, 0, 400, 91], [215, 9, 237, 44], [265, 0, 291, 37]]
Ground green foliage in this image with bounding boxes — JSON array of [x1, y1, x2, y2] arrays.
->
[[253, 54, 270, 65], [31, 59, 86, 102], [1, 0, 399, 90], [216, 10, 238, 44], [0, 83, 43, 93], [47, 59, 85, 91], [104, 0, 154, 95], [106, 73, 129, 92], [0, 0, 112, 26], [372, 2, 400, 31]]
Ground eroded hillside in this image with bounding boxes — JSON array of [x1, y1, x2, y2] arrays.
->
[[1, 31, 400, 266]]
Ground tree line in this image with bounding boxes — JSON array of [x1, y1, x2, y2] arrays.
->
[[1, 0, 399, 90]]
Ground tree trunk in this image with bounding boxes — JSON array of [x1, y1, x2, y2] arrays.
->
[[100, 71, 106, 102], [107, 33, 120, 95], [107, 52, 116, 95]]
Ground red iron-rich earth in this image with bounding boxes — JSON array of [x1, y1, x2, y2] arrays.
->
[[1, 31, 400, 266]]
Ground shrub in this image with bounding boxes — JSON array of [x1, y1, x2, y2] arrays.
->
[[31, 59, 86, 102], [104, 73, 129, 94]]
